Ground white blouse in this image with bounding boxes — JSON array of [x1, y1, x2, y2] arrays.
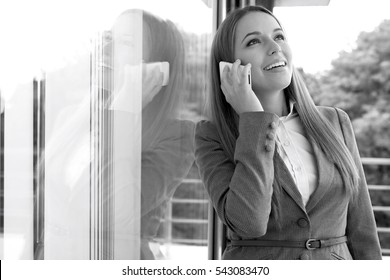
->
[[275, 102, 318, 206]]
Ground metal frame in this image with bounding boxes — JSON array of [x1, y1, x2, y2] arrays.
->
[[90, 32, 115, 260], [0, 88, 3, 236], [33, 75, 46, 260]]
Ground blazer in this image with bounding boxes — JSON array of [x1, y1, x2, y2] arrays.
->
[[195, 106, 382, 260]]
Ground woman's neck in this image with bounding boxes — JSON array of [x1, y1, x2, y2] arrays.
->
[[257, 90, 289, 117]]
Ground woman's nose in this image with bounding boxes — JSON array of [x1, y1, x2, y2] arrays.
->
[[267, 40, 282, 56]]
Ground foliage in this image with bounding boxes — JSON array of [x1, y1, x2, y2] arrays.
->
[[179, 31, 212, 121], [304, 19, 390, 159]]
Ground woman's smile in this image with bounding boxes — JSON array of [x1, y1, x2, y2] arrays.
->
[[263, 60, 287, 71]]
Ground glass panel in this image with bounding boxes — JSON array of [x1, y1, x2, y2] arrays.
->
[[0, 0, 212, 260], [105, 1, 212, 260], [108, 10, 144, 260], [44, 43, 91, 260], [3, 80, 35, 259]]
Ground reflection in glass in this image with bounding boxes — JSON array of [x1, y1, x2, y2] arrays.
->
[[1, 0, 212, 260], [110, 9, 195, 260]]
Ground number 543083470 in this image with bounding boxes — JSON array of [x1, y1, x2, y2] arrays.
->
[[215, 266, 270, 276]]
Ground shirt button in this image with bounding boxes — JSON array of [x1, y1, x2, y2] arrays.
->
[[294, 166, 302, 172], [264, 144, 272, 152], [297, 218, 309, 228], [283, 141, 290, 146], [266, 133, 275, 140], [299, 253, 310, 260], [269, 122, 277, 129]]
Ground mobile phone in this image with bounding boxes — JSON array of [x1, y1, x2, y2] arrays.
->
[[145, 62, 170, 86], [219, 61, 251, 85]]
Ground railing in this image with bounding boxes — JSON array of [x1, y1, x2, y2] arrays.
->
[[155, 178, 209, 246], [158, 195, 209, 246], [361, 157, 390, 256], [157, 157, 390, 258]]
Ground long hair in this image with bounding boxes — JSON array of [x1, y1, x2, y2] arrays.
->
[[141, 11, 185, 150], [209, 6, 359, 192], [115, 10, 185, 150]]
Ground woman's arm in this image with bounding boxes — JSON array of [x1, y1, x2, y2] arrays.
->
[[195, 112, 279, 237], [336, 108, 382, 259], [141, 120, 195, 215]]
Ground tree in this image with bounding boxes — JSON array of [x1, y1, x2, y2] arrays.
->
[[305, 19, 390, 159]]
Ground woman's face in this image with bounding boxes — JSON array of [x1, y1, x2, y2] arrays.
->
[[234, 12, 293, 95], [113, 12, 146, 67]]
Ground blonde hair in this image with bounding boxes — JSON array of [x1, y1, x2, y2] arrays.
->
[[208, 6, 359, 192]]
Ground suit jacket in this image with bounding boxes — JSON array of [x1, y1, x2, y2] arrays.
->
[[195, 106, 382, 260]]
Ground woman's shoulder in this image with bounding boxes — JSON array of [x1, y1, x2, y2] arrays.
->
[[151, 119, 195, 149], [317, 106, 351, 124], [195, 119, 219, 140]]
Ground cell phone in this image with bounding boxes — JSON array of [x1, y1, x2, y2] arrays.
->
[[145, 61, 170, 86], [219, 61, 251, 85]]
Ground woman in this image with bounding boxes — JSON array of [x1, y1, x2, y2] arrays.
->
[[195, 6, 382, 260], [111, 10, 195, 259]]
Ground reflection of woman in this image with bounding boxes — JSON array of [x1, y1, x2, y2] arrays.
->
[[195, 6, 381, 260], [112, 10, 195, 259]]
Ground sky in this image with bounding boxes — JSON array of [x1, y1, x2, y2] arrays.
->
[[274, 0, 390, 74], [1, 0, 390, 96]]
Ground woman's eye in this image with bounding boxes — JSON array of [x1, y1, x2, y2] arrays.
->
[[247, 38, 261, 46], [275, 34, 285, 41]]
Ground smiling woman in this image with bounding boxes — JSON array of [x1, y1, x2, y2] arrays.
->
[[195, 5, 382, 260]]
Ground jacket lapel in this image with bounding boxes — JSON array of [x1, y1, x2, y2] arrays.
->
[[305, 141, 335, 213], [273, 139, 335, 214], [274, 152, 306, 213]]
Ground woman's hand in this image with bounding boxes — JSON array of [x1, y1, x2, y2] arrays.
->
[[111, 63, 163, 113], [220, 59, 263, 114], [142, 63, 164, 108]]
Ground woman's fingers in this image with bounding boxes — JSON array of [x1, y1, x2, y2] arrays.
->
[[219, 60, 261, 114], [222, 64, 231, 85], [142, 64, 163, 107], [231, 59, 241, 83]]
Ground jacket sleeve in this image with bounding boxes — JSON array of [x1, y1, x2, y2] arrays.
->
[[336, 108, 382, 259], [195, 112, 279, 238], [141, 120, 195, 215]]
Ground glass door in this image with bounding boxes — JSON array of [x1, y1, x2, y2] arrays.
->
[[0, 0, 212, 260]]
